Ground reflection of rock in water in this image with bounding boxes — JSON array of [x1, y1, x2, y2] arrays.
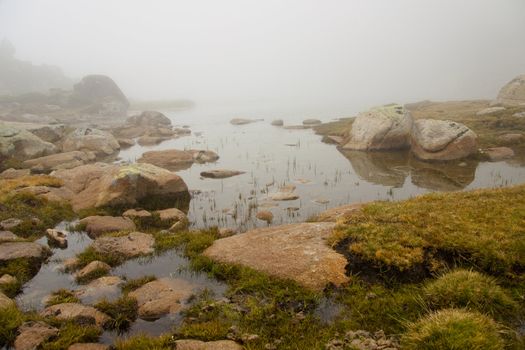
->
[[339, 149, 410, 187], [410, 158, 477, 191]]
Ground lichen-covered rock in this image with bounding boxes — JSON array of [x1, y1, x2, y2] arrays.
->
[[496, 74, 525, 106], [40, 303, 110, 327], [0, 125, 57, 160], [62, 128, 120, 157], [342, 104, 413, 151], [204, 223, 349, 290], [52, 162, 189, 211], [14, 321, 59, 350], [23, 151, 96, 173], [92, 231, 154, 258], [411, 119, 478, 161], [79, 216, 136, 238]]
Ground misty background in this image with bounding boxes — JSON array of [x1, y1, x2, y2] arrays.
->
[[1, 0, 525, 115]]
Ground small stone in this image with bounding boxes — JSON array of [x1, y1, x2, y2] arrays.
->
[[62, 257, 80, 271], [0, 218, 22, 230], [46, 228, 68, 248], [40, 303, 110, 328], [0, 230, 19, 242], [75, 261, 111, 280], [483, 147, 515, 161]]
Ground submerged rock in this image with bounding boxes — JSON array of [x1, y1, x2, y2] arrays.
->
[[40, 303, 110, 327], [92, 231, 154, 258], [411, 119, 478, 161], [496, 74, 525, 106], [62, 128, 120, 157], [128, 277, 196, 319], [204, 223, 349, 290], [14, 321, 59, 350], [271, 119, 284, 126], [79, 216, 136, 238], [75, 276, 124, 304], [200, 169, 245, 179], [342, 104, 412, 151]]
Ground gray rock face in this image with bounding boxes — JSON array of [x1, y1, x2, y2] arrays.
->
[[70, 75, 129, 116], [79, 216, 136, 238], [75, 276, 124, 304], [40, 303, 110, 327], [497, 74, 525, 106], [62, 128, 120, 157], [126, 111, 171, 127], [14, 321, 59, 350], [23, 151, 96, 173], [342, 104, 413, 151], [0, 122, 65, 142], [0, 241, 50, 262], [0, 125, 57, 160], [92, 231, 155, 258], [411, 119, 478, 161]]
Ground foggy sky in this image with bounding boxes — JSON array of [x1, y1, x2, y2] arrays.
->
[[1, 0, 525, 114]]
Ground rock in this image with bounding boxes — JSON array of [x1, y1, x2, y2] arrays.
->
[[497, 133, 524, 144], [230, 118, 257, 125], [0, 273, 17, 286], [75, 276, 124, 304], [200, 169, 245, 179], [271, 119, 284, 126], [0, 290, 15, 308], [256, 210, 273, 223], [62, 257, 79, 271], [128, 278, 196, 319], [68, 344, 109, 350], [156, 207, 187, 222], [79, 216, 136, 238], [137, 135, 171, 146], [0, 168, 31, 179], [0, 125, 57, 160], [14, 321, 59, 350], [123, 209, 152, 219], [23, 151, 96, 173], [303, 119, 322, 125], [0, 121, 65, 143], [138, 149, 219, 171], [483, 147, 515, 161], [52, 162, 189, 211], [62, 128, 120, 157], [204, 223, 349, 290], [0, 241, 50, 262], [126, 111, 171, 127], [476, 106, 505, 116], [325, 329, 399, 350], [323, 135, 344, 145], [411, 119, 478, 161], [75, 261, 111, 280], [173, 127, 191, 135], [496, 74, 525, 106], [314, 203, 363, 222], [92, 232, 155, 258], [174, 339, 243, 350], [342, 104, 412, 151], [513, 111, 525, 118], [70, 75, 129, 116], [45, 228, 68, 248], [218, 228, 235, 238], [0, 218, 22, 230], [283, 125, 310, 130], [0, 230, 19, 242], [117, 138, 135, 148], [40, 303, 110, 327], [269, 192, 299, 201]]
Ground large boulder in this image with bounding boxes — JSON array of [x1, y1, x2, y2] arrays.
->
[[126, 111, 171, 127], [203, 223, 349, 291], [342, 104, 413, 151], [0, 125, 57, 160], [92, 231, 155, 258], [52, 162, 190, 211], [22, 151, 96, 173], [79, 216, 136, 238], [62, 128, 120, 157], [496, 75, 525, 106], [138, 149, 219, 171], [69, 75, 129, 116], [0, 122, 65, 142], [411, 119, 478, 161]]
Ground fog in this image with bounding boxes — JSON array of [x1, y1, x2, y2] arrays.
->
[[1, 0, 525, 114]]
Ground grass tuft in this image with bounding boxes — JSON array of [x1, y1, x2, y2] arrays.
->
[[0, 304, 24, 346], [45, 289, 80, 307], [95, 296, 138, 331]]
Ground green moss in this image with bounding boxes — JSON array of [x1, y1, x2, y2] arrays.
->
[[45, 289, 80, 307], [95, 296, 138, 331], [423, 269, 518, 318], [0, 304, 24, 346], [114, 334, 174, 350], [332, 185, 525, 278], [121, 275, 156, 294], [402, 309, 504, 350], [40, 322, 101, 350]]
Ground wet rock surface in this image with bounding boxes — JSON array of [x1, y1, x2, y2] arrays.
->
[[75, 276, 124, 304], [204, 223, 349, 290]]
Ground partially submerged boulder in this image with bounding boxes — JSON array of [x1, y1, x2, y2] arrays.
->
[[79, 216, 136, 238], [52, 162, 190, 211], [204, 223, 349, 290], [496, 74, 525, 106], [45, 228, 67, 248], [23, 151, 96, 173], [128, 278, 196, 319], [62, 128, 120, 157], [342, 104, 413, 151], [0, 125, 57, 160], [303, 119, 322, 125], [230, 118, 258, 125], [271, 119, 284, 126], [138, 149, 219, 171], [92, 231, 155, 258], [40, 303, 110, 327], [411, 119, 478, 161]]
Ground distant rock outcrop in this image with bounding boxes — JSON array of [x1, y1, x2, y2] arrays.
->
[[341, 104, 413, 151], [496, 75, 525, 106], [69, 75, 129, 116]]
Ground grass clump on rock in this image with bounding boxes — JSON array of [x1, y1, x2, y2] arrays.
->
[[423, 269, 518, 318], [121, 275, 156, 294], [40, 321, 101, 350], [402, 309, 504, 350], [45, 289, 80, 306], [95, 295, 138, 331], [0, 258, 33, 297], [0, 304, 24, 346]]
